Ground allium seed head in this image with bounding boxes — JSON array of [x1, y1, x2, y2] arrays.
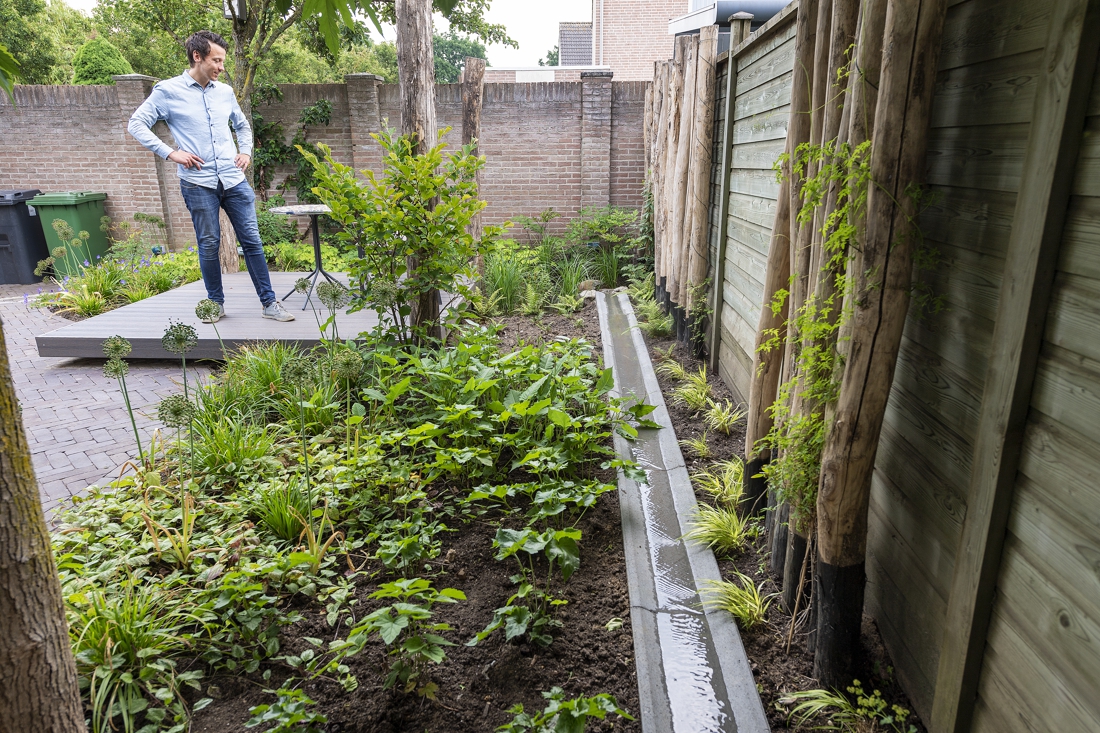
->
[[103, 356, 129, 379], [157, 393, 195, 428], [332, 350, 363, 381], [317, 281, 351, 311], [294, 277, 311, 294], [102, 334, 132, 359], [281, 356, 312, 385], [162, 320, 198, 354], [195, 299, 222, 321]]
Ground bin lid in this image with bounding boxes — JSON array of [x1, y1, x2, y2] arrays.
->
[[27, 191, 108, 205], [0, 189, 43, 205]]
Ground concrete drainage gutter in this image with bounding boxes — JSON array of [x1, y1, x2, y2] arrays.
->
[[596, 291, 769, 733]]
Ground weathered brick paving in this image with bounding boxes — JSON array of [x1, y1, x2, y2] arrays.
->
[[0, 284, 208, 514]]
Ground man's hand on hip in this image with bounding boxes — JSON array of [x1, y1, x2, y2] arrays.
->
[[168, 150, 205, 169], [235, 154, 251, 171]]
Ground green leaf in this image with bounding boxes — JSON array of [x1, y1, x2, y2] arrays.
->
[[438, 588, 467, 601], [547, 408, 572, 427], [594, 368, 615, 395], [0, 43, 19, 105]]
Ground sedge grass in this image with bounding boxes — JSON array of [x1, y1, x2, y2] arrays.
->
[[704, 399, 746, 435], [701, 573, 772, 630], [684, 502, 749, 555]]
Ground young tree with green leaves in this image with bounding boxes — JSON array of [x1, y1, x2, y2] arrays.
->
[[0, 0, 61, 84], [72, 36, 134, 85], [432, 28, 485, 83]]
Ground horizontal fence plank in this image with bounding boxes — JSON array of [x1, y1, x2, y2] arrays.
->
[[735, 35, 797, 96], [733, 71, 792, 120], [1044, 272, 1100, 362], [717, 338, 752, 404], [727, 213, 774, 257], [876, 420, 967, 544], [925, 122, 1030, 193], [939, 0, 1050, 71], [728, 191, 777, 228], [994, 536, 1100, 716], [728, 168, 781, 199], [922, 240, 1006, 324], [731, 104, 791, 145], [1029, 344, 1100, 447], [903, 303, 995, 387], [931, 49, 1042, 128], [976, 608, 1099, 733], [1059, 194, 1100, 278], [893, 333, 984, 445], [1017, 411, 1100, 532], [734, 13, 798, 70], [920, 185, 1017, 260], [730, 137, 788, 170], [1071, 116, 1100, 196]]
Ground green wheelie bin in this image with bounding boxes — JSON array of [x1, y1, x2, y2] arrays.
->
[[28, 191, 110, 279]]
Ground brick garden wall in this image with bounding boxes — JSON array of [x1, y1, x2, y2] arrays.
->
[[0, 73, 647, 249]]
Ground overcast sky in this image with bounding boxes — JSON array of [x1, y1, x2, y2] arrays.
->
[[62, 0, 593, 68]]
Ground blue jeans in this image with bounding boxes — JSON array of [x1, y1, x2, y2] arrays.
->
[[179, 179, 276, 307]]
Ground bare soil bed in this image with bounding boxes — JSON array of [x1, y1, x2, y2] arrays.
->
[[191, 299, 641, 733], [644, 334, 926, 732]]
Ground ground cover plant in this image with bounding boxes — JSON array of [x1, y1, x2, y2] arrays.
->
[[54, 310, 646, 731], [34, 215, 201, 318], [476, 206, 647, 318]]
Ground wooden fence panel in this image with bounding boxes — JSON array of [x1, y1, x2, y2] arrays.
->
[[713, 10, 798, 400], [969, 61, 1100, 730]]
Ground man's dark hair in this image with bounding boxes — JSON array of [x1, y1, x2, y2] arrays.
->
[[185, 30, 228, 67]]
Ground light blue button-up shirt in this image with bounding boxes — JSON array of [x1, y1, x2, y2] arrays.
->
[[127, 70, 253, 190]]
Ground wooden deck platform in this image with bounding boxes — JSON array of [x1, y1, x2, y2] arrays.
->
[[35, 272, 379, 360]]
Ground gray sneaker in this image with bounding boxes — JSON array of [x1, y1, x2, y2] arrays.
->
[[199, 302, 225, 323], [262, 300, 295, 322]]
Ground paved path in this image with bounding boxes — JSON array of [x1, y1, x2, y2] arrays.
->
[[0, 283, 206, 515]]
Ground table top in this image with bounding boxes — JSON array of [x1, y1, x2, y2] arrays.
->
[[268, 204, 332, 216]]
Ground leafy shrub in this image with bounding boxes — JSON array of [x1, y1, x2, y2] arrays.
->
[[499, 687, 633, 733], [256, 195, 300, 246], [72, 37, 133, 85], [304, 130, 501, 343], [246, 687, 327, 732]]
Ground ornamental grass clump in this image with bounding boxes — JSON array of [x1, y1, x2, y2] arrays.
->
[[102, 335, 146, 467]]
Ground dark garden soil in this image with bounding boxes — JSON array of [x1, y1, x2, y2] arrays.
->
[[645, 334, 926, 732], [190, 298, 640, 733]]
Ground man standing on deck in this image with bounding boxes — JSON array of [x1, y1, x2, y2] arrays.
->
[[127, 30, 294, 323]]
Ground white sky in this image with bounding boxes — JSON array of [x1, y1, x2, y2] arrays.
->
[[61, 0, 593, 68]]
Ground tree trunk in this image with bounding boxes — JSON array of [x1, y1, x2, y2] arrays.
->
[[219, 208, 240, 274], [684, 25, 720, 318], [0, 322, 84, 733], [396, 0, 439, 338], [462, 56, 486, 285], [814, 0, 948, 688]]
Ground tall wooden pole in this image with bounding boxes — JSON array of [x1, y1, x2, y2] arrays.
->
[[659, 40, 687, 299], [462, 56, 486, 285], [670, 35, 699, 307], [396, 0, 439, 337], [767, 0, 819, 577], [685, 25, 720, 317], [0, 323, 84, 733], [814, 0, 948, 688]]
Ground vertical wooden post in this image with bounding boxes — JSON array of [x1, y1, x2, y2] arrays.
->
[[670, 35, 699, 308], [659, 40, 688, 299], [685, 25, 721, 319], [814, 0, 948, 688], [653, 60, 671, 294], [396, 0, 438, 336], [463, 56, 486, 285], [707, 12, 754, 373], [930, 1, 1100, 729]]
